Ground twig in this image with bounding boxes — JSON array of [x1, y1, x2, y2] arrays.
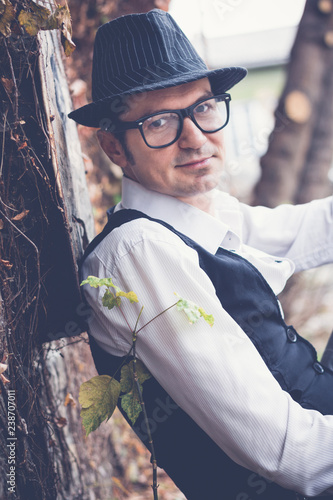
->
[[3, 39, 19, 123], [132, 326, 159, 500], [0, 109, 8, 178], [136, 301, 178, 334], [0, 209, 41, 335]]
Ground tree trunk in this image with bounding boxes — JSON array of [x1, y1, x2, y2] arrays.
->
[[253, 0, 333, 208], [0, 2, 116, 499]]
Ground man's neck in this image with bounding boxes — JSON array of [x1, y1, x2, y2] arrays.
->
[[176, 192, 216, 216]]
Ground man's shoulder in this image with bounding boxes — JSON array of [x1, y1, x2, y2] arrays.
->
[[85, 214, 188, 267]]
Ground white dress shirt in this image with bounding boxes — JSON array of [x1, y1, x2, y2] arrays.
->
[[82, 176, 333, 496]]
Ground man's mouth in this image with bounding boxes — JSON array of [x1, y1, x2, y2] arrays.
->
[[175, 156, 212, 168]]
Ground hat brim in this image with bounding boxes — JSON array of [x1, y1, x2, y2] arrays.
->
[[68, 66, 247, 128]]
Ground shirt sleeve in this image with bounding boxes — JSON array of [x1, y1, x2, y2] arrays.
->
[[240, 196, 333, 272], [82, 218, 333, 497]]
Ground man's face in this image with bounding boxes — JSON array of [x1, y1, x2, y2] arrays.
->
[[108, 78, 226, 205]]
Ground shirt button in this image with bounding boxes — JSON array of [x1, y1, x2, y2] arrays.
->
[[286, 327, 297, 343], [313, 362, 325, 374]]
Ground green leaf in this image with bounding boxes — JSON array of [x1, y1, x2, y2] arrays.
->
[[81, 276, 116, 289], [102, 289, 121, 310], [198, 308, 215, 327], [120, 360, 151, 425], [116, 290, 139, 303], [175, 293, 214, 326], [120, 363, 133, 394], [79, 375, 120, 436], [175, 293, 201, 324], [81, 275, 139, 306], [121, 390, 142, 425], [120, 359, 151, 393]]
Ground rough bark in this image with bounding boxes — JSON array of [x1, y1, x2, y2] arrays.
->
[[0, 3, 115, 499], [253, 0, 333, 207]]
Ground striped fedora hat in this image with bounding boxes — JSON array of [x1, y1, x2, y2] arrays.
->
[[68, 9, 247, 128]]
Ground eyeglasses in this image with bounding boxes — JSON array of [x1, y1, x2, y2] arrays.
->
[[113, 93, 231, 149]]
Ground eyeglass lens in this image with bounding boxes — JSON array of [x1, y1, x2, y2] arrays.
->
[[141, 96, 228, 148]]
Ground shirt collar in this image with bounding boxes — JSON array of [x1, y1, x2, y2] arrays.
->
[[119, 177, 241, 254]]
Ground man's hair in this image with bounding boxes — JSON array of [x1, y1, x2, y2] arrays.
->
[[112, 95, 136, 164], [112, 129, 135, 165], [112, 130, 127, 149]]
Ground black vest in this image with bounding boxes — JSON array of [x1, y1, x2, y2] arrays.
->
[[82, 208, 333, 500]]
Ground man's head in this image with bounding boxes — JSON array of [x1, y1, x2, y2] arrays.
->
[[68, 9, 247, 205], [97, 78, 228, 204]]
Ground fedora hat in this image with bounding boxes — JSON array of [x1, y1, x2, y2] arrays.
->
[[68, 9, 247, 128]]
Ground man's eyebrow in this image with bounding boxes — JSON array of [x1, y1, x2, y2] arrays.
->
[[139, 90, 215, 116], [199, 90, 214, 100]]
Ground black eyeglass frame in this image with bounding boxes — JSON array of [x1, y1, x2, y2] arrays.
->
[[112, 93, 231, 149]]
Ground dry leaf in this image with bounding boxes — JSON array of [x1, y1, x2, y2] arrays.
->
[[88, 459, 97, 470], [1, 373, 10, 384], [1, 77, 14, 95], [112, 477, 131, 495], [51, 5, 75, 56], [61, 25, 76, 57], [17, 141, 27, 150], [0, 258, 13, 269], [0, 220, 4, 230], [0, 0, 15, 37], [12, 209, 29, 221], [64, 392, 76, 407], [0, 362, 8, 374], [55, 416, 67, 428], [18, 2, 75, 56], [18, 1, 50, 36]]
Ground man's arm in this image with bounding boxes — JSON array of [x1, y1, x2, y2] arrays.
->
[[83, 217, 333, 497], [240, 196, 333, 271]]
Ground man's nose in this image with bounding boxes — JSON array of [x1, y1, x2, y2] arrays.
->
[[178, 117, 207, 149]]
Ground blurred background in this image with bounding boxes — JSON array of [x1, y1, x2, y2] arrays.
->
[[171, 0, 306, 197]]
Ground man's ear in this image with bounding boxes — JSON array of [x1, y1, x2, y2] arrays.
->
[[97, 129, 127, 168]]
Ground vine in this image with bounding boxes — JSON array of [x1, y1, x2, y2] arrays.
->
[[79, 275, 214, 499]]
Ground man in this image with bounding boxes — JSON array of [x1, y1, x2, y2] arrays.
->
[[69, 9, 333, 500]]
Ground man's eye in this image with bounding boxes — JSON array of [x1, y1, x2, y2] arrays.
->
[[144, 114, 169, 129], [195, 103, 211, 114], [149, 117, 167, 129], [144, 113, 177, 132]]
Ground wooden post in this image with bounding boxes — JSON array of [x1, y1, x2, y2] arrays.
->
[[0, 4, 117, 498]]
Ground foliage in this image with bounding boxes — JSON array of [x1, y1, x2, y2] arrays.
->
[[0, 0, 15, 37], [0, 0, 75, 56], [79, 375, 120, 436], [81, 275, 138, 307], [120, 360, 152, 425], [174, 292, 214, 326], [79, 275, 214, 435]]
